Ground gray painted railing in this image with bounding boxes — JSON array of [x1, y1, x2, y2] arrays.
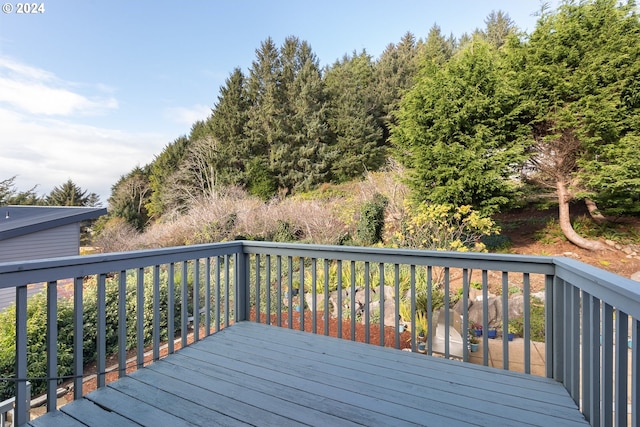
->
[[0, 241, 637, 426]]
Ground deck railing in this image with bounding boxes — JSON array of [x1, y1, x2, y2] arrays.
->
[[0, 241, 637, 427]]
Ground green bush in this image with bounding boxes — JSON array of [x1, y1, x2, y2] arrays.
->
[[356, 193, 388, 245], [0, 267, 191, 401], [0, 293, 75, 400]]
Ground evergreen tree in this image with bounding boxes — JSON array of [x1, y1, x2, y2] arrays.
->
[[208, 68, 251, 188], [46, 179, 94, 207], [275, 37, 331, 192], [325, 51, 385, 182], [372, 32, 421, 139], [516, 0, 640, 249], [0, 176, 42, 205], [481, 10, 517, 49], [420, 24, 456, 65], [244, 37, 283, 198], [391, 39, 528, 215]]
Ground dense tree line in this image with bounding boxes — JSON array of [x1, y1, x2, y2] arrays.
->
[[393, 0, 640, 250], [109, 0, 639, 250], [0, 176, 100, 207]]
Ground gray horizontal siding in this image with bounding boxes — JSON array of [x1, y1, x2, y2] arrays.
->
[[0, 223, 79, 311]]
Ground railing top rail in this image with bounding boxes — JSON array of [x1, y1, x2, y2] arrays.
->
[[240, 240, 557, 274], [554, 257, 640, 318], [0, 241, 243, 288]]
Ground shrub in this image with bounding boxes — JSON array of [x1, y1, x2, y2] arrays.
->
[[0, 266, 195, 401], [393, 203, 498, 252], [356, 193, 388, 245], [0, 293, 75, 400]]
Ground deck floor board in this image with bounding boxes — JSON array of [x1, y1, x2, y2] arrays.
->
[[29, 322, 589, 427]]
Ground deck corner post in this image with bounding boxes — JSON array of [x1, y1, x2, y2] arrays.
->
[[236, 245, 249, 322]]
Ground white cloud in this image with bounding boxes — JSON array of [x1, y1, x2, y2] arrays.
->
[[0, 108, 167, 204], [0, 57, 171, 204], [165, 104, 211, 126], [0, 56, 118, 116]]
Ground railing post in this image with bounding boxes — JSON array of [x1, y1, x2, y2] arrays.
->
[[14, 285, 28, 426], [46, 281, 58, 412], [236, 247, 249, 322]]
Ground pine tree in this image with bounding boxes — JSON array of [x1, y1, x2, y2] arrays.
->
[[325, 51, 385, 182], [208, 68, 251, 187], [244, 37, 283, 198], [46, 179, 91, 206]]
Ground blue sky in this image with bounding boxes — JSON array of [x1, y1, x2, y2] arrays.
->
[[0, 1, 554, 204]]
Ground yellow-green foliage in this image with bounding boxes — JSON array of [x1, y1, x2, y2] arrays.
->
[[394, 202, 498, 252]]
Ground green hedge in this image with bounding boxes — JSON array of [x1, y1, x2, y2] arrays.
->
[[0, 269, 187, 401]]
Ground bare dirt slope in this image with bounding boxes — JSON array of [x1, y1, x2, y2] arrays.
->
[[495, 205, 640, 280]]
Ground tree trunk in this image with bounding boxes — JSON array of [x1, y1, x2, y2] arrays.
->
[[585, 198, 607, 224], [556, 180, 608, 251]]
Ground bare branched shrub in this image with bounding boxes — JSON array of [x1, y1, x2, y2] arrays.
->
[[94, 217, 142, 253]]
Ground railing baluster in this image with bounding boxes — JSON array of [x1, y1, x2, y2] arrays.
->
[[501, 271, 509, 369], [632, 317, 638, 427], [276, 255, 282, 327], [97, 273, 107, 387], [168, 263, 175, 353], [582, 292, 593, 422], [214, 257, 220, 332], [615, 311, 629, 427], [152, 265, 160, 361], [523, 273, 531, 374], [570, 286, 580, 405], [462, 268, 469, 362], [236, 252, 247, 323], [363, 262, 370, 344], [602, 302, 614, 426], [481, 269, 489, 366], [194, 259, 200, 341], [337, 259, 344, 339], [311, 258, 317, 334], [588, 295, 601, 427], [323, 259, 329, 336], [545, 274, 554, 379], [409, 265, 416, 353], [255, 254, 261, 324], [205, 257, 211, 334], [224, 255, 230, 328], [181, 261, 188, 348], [136, 268, 145, 368], [379, 262, 384, 347], [73, 276, 84, 400], [428, 265, 435, 355], [118, 270, 127, 378], [552, 276, 565, 381], [287, 256, 293, 329], [394, 264, 400, 349], [299, 257, 305, 332], [265, 255, 271, 326], [46, 280, 58, 412], [443, 267, 450, 358], [347, 260, 353, 340]]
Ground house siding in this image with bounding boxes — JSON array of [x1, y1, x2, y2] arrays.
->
[[0, 223, 80, 311]]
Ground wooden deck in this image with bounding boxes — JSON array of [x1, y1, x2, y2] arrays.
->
[[28, 322, 588, 427]]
